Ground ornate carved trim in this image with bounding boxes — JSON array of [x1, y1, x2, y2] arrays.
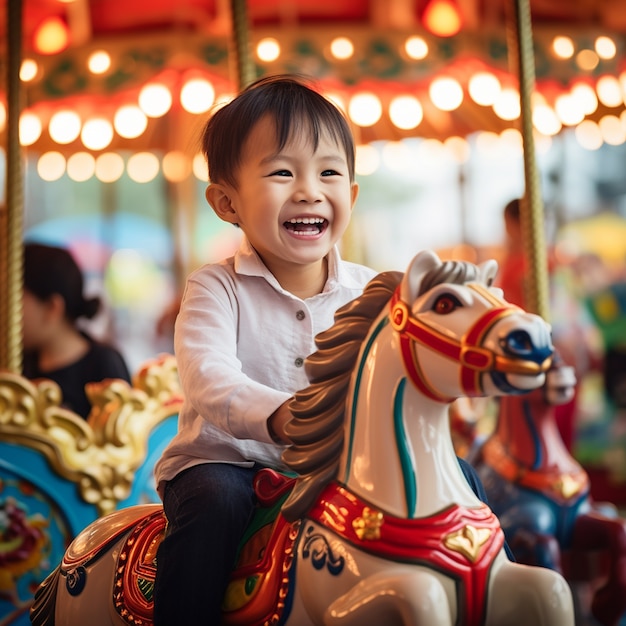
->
[[0, 354, 182, 516]]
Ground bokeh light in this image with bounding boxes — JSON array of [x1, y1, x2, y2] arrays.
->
[[127, 152, 160, 183], [162, 151, 192, 182], [88, 50, 111, 74], [193, 152, 209, 181], [404, 36, 428, 60], [49, 110, 81, 144], [389, 95, 423, 130], [256, 38, 281, 62], [355, 144, 380, 175], [180, 78, 215, 114], [348, 93, 383, 127], [139, 83, 173, 118], [81, 117, 114, 150], [552, 36, 575, 59], [493, 88, 520, 120], [95, 152, 125, 182], [574, 120, 603, 150], [34, 17, 69, 55], [19, 112, 43, 146], [114, 105, 148, 139], [20, 59, 39, 82], [330, 37, 354, 60], [67, 152, 96, 182], [429, 77, 463, 111], [37, 151, 66, 181], [596, 75, 623, 107]]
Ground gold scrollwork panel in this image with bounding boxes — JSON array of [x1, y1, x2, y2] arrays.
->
[[0, 353, 182, 516]]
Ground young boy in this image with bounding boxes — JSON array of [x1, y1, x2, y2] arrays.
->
[[152, 75, 377, 624], [153, 74, 498, 624]]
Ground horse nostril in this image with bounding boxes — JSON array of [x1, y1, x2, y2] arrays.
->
[[501, 330, 533, 356]]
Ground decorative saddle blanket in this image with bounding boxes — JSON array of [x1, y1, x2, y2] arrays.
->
[[307, 482, 505, 626], [112, 471, 299, 626], [112, 509, 165, 624]]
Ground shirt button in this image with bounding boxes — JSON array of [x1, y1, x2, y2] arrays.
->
[[296, 310, 306, 321], [294, 357, 304, 367]]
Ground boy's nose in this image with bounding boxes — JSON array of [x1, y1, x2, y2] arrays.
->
[[293, 178, 323, 203]]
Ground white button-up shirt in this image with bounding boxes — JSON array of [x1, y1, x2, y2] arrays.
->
[[155, 237, 376, 490]]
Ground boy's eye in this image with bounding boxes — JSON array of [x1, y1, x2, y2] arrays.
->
[[321, 169, 339, 176], [269, 169, 292, 177]]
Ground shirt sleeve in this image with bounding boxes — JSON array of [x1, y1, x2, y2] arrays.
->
[[174, 269, 291, 444]]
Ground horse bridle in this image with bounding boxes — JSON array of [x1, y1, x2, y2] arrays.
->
[[389, 284, 552, 402]]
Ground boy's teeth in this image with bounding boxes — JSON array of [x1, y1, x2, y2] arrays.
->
[[288, 217, 324, 224]]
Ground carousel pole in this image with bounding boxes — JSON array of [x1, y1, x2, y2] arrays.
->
[[230, 0, 256, 90], [506, 0, 550, 320], [0, 0, 24, 373]]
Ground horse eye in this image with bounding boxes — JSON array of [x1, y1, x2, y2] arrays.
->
[[433, 294, 461, 314]]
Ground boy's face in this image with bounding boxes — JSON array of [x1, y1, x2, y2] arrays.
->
[[208, 115, 358, 278]]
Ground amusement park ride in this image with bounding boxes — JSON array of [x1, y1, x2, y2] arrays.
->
[[29, 250, 574, 625], [1, 1, 626, 625]]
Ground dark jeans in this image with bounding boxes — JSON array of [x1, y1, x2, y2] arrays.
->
[[153, 463, 260, 626]]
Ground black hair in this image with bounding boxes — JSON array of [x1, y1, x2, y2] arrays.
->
[[201, 74, 356, 188], [23, 242, 101, 322], [504, 198, 521, 222]]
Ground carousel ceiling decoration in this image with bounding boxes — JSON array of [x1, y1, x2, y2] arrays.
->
[[1, 0, 626, 157]]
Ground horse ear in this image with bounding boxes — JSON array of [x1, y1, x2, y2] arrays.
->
[[479, 259, 499, 286], [401, 250, 442, 301]]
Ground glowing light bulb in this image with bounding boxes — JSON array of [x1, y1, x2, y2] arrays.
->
[[256, 38, 281, 62], [114, 105, 148, 138], [429, 77, 463, 111], [139, 84, 173, 118], [422, 0, 462, 37], [348, 93, 383, 127], [49, 110, 81, 144], [330, 37, 354, 60], [34, 17, 70, 55], [180, 78, 215, 114], [389, 96, 423, 130]]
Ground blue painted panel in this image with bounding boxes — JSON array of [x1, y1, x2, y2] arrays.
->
[[117, 414, 177, 508], [0, 441, 99, 625]]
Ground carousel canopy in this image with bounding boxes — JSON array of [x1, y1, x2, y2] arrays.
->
[[1, 0, 626, 150]]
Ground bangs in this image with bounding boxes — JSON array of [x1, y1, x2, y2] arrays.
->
[[203, 75, 355, 187]]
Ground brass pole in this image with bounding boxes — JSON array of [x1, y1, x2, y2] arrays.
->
[[0, 0, 24, 372], [230, 0, 256, 90], [507, 0, 550, 320]]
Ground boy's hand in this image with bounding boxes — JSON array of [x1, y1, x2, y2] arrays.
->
[[268, 401, 293, 445]]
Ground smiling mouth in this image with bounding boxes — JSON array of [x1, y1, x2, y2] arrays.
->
[[284, 217, 328, 236]]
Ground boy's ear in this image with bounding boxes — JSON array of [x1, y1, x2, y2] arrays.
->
[[350, 181, 359, 210], [206, 183, 239, 225]]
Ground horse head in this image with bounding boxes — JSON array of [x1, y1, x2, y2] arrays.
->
[[282, 250, 555, 521], [392, 249, 554, 401]]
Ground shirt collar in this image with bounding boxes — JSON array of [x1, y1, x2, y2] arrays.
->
[[233, 236, 357, 294]]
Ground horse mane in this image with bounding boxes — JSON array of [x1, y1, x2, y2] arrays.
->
[[280, 259, 482, 522]]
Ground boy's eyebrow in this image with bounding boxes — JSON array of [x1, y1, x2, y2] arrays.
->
[[259, 152, 347, 166]]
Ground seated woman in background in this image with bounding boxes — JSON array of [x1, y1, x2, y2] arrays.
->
[[22, 242, 132, 419]]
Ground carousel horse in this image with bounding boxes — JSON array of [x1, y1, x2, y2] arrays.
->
[[473, 355, 626, 626], [30, 250, 574, 626]]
